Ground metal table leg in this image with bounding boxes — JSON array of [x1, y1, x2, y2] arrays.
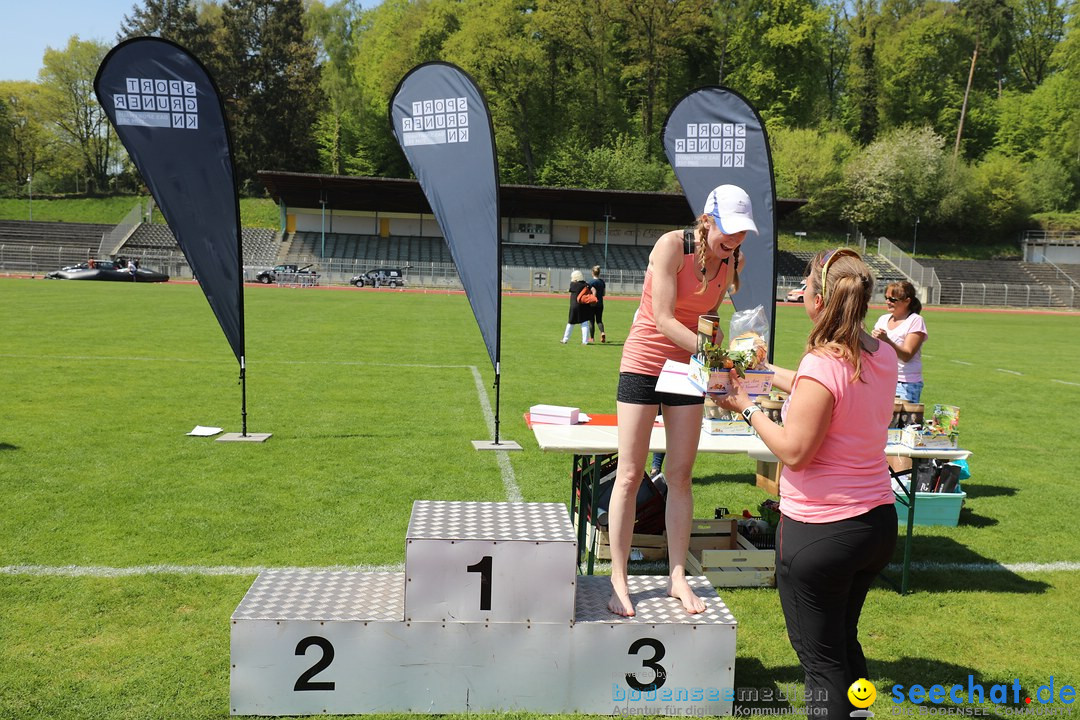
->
[[889, 464, 917, 595]]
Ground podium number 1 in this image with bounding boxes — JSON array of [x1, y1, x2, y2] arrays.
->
[[466, 555, 492, 610]]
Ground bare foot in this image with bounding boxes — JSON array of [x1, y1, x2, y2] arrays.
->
[[668, 576, 707, 614], [608, 579, 636, 617]]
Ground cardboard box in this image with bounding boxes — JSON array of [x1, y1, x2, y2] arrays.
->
[[529, 404, 580, 425], [688, 355, 775, 398], [901, 427, 959, 449], [895, 486, 966, 527], [697, 314, 723, 355], [703, 418, 755, 436], [887, 428, 904, 445], [685, 519, 775, 588]]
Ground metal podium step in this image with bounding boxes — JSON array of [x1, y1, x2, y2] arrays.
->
[[231, 570, 737, 715]]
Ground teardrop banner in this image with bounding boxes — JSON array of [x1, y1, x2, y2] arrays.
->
[[389, 62, 517, 450], [95, 37, 264, 440], [661, 87, 779, 359]]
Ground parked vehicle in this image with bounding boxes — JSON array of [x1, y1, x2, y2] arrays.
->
[[45, 260, 169, 283], [255, 264, 316, 284], [786, 282, 807, 303], [350, 268, 406, 288]]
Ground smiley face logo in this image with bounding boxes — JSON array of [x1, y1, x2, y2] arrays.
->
[[848, 678, 877, 708]]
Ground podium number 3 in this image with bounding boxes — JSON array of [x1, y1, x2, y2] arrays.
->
[[626, 638, 667, 691], [467, 555, 493, 610]]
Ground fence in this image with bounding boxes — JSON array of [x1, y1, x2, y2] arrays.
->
[[876, 236, 942, 304], [956, 282, 1077, 308], [5, 243, 1077, 308]]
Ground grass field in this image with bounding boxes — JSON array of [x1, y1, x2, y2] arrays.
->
[[1, 278, 1078, 719]]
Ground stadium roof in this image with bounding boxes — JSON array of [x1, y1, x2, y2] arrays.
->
[[258, 171, 805, 226]]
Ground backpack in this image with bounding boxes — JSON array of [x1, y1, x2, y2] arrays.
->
[[593, 472, 667, 535], [577, 285, 597, 304]]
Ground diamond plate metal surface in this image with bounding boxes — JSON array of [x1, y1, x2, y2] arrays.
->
[[574, 575, 737, 625], [231, 570, 404, 622], [408, 501, 575, 542]]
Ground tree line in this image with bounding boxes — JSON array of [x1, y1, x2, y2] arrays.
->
[[1, 0, 1078, 244]]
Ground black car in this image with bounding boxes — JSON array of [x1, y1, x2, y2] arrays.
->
[[45, 260, 169, 283], [350, 268, 406, 288], [255, 264, 316, 284]]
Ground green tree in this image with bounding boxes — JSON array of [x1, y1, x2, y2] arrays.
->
[[118, 0, 215, 60], [843, 125, 947, 235], [613, 0, 711, 154], [38, 37, 116, 193], [875, 3, 991, 152], [348, 0, 437, 178], [841, 0, 880, 143], [1010, 0, 1067, 89], [771, 127, 856, 226], [537, 133, 673, 191], [722, 0, 830, 129], [532, 0, 626, 150], [307, 0, 367, 175], [954, 0, 1013, 156], [214, 0, 324, 190], [966, 151, 1032, 232], [1022, 155, 1075, 211], [442, 0, 548, 181], [1, 83, 50, 192]]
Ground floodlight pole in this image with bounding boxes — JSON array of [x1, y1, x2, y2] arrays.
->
[[913, 216, 920, 258], [27, 174, 32, 221], [320, 191, 327, 259], [603, 208, 614, 268]]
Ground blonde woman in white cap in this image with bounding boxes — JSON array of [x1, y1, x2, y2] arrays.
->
[[607, 184, 758, 617]]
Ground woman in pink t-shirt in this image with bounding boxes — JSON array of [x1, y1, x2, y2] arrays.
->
[[717, 248, 898, 720], [871, 280, 928, 402], [606, 185, 758, 618]]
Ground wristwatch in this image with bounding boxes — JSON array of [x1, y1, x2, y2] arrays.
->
[[741, 405, 762, 425]]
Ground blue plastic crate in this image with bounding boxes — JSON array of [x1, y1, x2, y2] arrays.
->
[[895, 485, 966, 527]]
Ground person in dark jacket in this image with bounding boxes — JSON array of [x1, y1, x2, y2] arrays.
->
[[588, 265, 607, 342]]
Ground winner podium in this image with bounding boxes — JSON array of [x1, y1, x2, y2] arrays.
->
[[231, 501, 738, 715]]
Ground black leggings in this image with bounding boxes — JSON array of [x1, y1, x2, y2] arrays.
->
[[776, 503, 897, 720]]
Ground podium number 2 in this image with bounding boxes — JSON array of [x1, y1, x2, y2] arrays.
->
[[626, 638, 667, 692], [294, 636, 335, 691], [467, 555, 492, 610]]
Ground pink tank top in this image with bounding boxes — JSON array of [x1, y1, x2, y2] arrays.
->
[[620, 234, 729, 377]]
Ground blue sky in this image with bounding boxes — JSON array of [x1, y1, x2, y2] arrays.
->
[[0, 0, 382, 83]]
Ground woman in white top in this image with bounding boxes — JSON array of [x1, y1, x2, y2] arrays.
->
[[871, 280, 928, 402]]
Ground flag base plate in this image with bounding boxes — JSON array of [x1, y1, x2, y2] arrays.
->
[[217, 432, 273, 443], [471, 439, 522, 451]]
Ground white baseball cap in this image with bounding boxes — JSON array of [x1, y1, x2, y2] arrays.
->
[[703, 184, 758, 235]]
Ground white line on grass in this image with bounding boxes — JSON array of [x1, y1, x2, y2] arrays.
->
[[1052, 379, 1080, 387], [1, 563, 404, 577], [2, 353, 522, 502], [585, 560, 1080, 575], [469, 366, 523, 502], [4, 560, 1079, 578], [995, 368, 1023, 375], [0, 353, 473, 368], [950, 360, 973, 366]]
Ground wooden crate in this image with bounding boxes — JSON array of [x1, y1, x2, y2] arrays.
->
[[575, 515, 667, 561], [686, 519, 776, 588], [755, 460, 781, 496]]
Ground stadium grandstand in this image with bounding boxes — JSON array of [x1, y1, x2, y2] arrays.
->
[[2, 174, 1077, 307]]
